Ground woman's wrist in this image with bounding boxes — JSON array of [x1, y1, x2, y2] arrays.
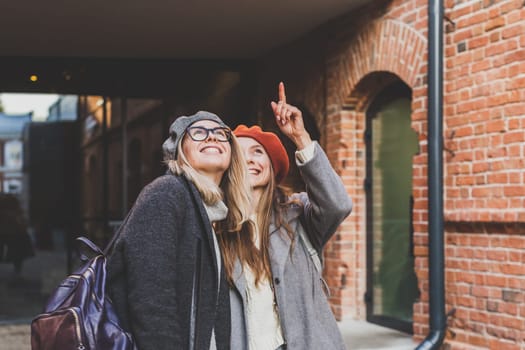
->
[[295, 141, 316, 164], [293, 133, 312, 150]]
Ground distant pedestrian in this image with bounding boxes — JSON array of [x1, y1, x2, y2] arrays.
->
[[0, 193, 34, 275]]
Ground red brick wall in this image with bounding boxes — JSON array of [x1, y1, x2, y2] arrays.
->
[[325, 6, 430, 323], [444, 0, 525, 223], [255, 0, 429, 321], [255, 0, 525, 348], [441, 0, 525, 349], [323, 109, 366, 320], [445, 224, 525, 349]]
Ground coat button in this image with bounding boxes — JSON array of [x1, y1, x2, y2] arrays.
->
[[274, 277, 281, 285]]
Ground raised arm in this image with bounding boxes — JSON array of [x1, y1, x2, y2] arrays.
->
[[293, 143, 353, 249], [270, 82, 352, 249]]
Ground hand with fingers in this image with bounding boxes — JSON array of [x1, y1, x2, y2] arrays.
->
[[270, 82, 312, 150]]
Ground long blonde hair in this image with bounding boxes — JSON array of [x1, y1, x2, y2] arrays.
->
[[167, 133, 253, 234], [217, 164, 297, 287]]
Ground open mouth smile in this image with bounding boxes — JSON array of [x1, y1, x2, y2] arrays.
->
[[200, 145, 222, 154], [248, 168, 261, 175]]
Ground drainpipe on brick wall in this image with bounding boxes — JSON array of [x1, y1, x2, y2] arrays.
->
[[415, 0, 447, 349]]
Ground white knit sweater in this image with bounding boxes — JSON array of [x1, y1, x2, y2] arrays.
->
[[244, 215, 284, 350]]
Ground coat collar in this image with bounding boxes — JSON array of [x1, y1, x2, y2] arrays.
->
[[232, 259, 247, 303], [204, 200, 228, 222], [182, 176, 222, 282]]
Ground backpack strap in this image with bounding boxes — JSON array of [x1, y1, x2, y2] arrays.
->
[[76, 236, 101, 251], [297, 216, 331, 297], [75, 202, 135, 259], [102, 206, 137, 256], [297, 228, 322, 274]]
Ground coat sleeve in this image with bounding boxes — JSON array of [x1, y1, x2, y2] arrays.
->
[[293, 142, 352, 250], [116, 176, 186, 349]]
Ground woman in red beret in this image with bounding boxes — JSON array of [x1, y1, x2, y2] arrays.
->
[[218, 82, 353, 350]]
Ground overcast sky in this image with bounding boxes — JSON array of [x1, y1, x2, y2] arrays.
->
[[0, 93, 59, 121]]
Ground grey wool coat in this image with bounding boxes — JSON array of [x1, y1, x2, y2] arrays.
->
[[106, 175, 230, 350], [230, 142, 353, 350]]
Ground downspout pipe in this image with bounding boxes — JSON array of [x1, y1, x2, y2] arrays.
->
[[415, 0, 447, 349]]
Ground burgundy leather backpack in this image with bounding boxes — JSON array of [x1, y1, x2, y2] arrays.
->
[[31, 234, 136, 350]]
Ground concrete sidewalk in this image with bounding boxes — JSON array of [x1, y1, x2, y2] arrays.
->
[[0, 324, 30, 350], [339, 319, 416, 350], [0, 319, 416, 350]]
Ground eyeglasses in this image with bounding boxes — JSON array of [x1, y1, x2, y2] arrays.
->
[[186, 126, 232, 142]]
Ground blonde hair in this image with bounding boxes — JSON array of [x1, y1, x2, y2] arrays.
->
[[166, 133, 253, 233], [217, 164, 297, 287]]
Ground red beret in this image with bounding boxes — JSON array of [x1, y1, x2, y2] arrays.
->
[[233, 125, 289, 184]]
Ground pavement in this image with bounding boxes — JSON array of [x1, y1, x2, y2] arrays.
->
[[338, 319, 416, 350], [0, 319, 416, 350], [0, 324, 30, 350]]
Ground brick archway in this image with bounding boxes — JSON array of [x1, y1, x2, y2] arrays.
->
[[336, 19, 427, 111], [323, 19, 428, 324]]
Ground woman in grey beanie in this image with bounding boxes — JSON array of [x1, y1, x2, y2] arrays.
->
[[107, 111, 253, 350]]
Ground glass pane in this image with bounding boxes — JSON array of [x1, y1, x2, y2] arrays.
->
[[371, 97, 419, 322]]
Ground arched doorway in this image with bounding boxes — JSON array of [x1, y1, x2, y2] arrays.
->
[[364, 80, 419, 333]]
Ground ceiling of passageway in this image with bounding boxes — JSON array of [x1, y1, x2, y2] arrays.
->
[[0, 0, 371, 96], [1, 0, 369, 59]]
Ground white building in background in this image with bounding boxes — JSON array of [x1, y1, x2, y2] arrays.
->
[[0, 112, 32, 194], [47, 95, 78, 121]]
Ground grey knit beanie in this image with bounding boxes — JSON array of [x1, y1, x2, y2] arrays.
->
[[162, 110, 228, 160]]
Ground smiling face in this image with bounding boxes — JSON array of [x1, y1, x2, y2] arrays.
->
[[182, 120, 232, 184], [237, 137, 272, 191]]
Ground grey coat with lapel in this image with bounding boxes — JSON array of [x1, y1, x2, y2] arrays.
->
[[230, 142, 353, 349]]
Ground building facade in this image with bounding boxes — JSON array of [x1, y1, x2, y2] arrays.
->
[[0, 113, 32, 196], [77, 0, 525, 349], [249, 0, 525, 348], [47, 95, 78, 121]]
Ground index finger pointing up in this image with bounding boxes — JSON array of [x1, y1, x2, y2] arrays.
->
[[279, 81, 287, 104]]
